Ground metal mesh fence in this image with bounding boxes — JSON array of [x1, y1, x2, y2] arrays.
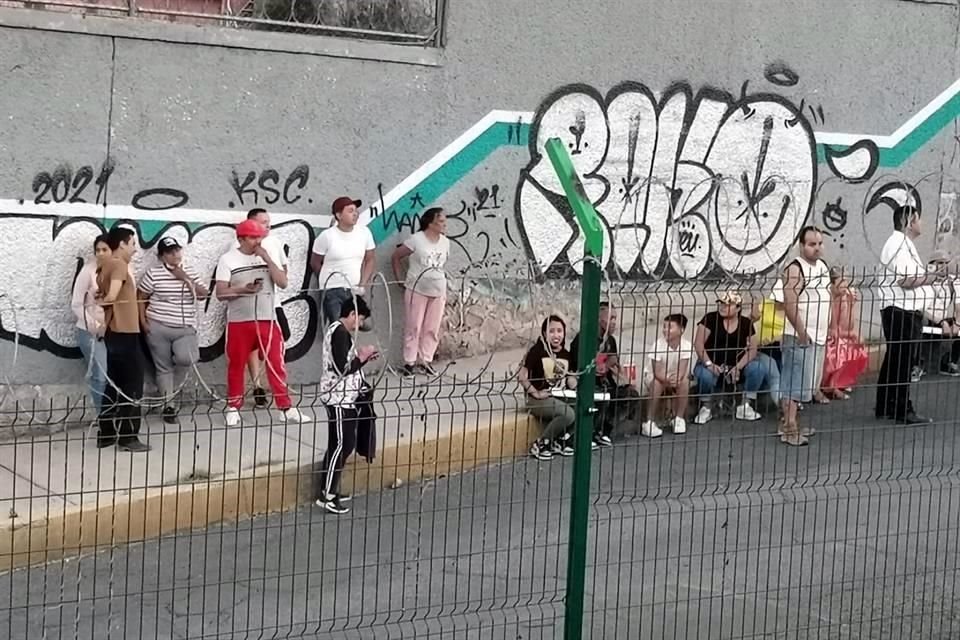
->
[[1, 262, 959, 639], [0, 0, 445, 45]]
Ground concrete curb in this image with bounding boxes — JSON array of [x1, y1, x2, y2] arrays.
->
[[0, 342, 889, 572], [1, 412, 539, 572]]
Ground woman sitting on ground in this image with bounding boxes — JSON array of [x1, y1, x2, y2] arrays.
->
[[518, 314, 578, 461]]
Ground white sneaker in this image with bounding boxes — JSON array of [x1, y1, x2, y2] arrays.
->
[[282, 408, 310, 423], [225, 408, 241, 427], [640, 420, 663, 438], [672, 417, 687, 434], [693, 406, 713, 425], [735, 403, 761, 421]]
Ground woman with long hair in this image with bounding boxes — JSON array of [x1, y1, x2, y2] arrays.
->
[[70, 234, 112, 414], [391, 207, 450, 376]]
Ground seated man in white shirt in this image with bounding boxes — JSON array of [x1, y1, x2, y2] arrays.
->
[[917, 250, 960, 377]]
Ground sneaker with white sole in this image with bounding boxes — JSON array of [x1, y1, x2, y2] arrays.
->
[[225, 408, 241, 427], [594, 434, 613, 447], [315, 494, 350, 514], [529, 439, 554, 461], [282, 408, 310, 423], [735, 403, 761, 421], [693, 405, 713, 425], [551, 438, 574, 457], [640, 420, 663, 438], [672, 416, 687, 434]]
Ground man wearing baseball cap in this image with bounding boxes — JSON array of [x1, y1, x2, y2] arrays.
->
[[215, 219, 308, 426], [310, 196, 375, 327], [240, 208, 291, 408], [138, 236, 208, 424], [692, 289, 767, 426]]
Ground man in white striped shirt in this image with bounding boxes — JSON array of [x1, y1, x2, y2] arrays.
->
[[139, 236, 209, 424]]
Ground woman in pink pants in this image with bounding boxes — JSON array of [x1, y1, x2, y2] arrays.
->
[[392, 207, 450, 376]]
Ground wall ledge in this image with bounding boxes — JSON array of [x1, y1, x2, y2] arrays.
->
[[0, 6, 442, 67]]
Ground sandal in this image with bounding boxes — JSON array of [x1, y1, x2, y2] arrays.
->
[[813, 392, 831, 405], [780, 420, 809, 447]]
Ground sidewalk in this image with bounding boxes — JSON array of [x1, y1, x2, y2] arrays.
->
[[0, 322, 883, 572], [0, 346, 552, 571]]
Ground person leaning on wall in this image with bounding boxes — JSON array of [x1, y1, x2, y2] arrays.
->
[[391, 207, 450, 377]]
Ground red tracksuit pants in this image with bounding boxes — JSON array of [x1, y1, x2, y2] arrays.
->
[[225, 321, 291, 409]]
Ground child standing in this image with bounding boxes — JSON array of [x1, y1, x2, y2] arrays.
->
[[642, 313, 692, 437]]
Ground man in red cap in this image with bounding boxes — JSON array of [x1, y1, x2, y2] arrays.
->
[[215, 219, 308, 426], [310, 196, 376, 327]]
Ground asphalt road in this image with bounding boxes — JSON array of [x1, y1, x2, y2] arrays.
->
[[3, 378, 960, 639]]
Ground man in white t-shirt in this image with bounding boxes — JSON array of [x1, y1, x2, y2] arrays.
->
[[241, 209, 290, 407], [642, 313, 692, 438], [310, 196, 376, 328], [215, 219, 307, 427]]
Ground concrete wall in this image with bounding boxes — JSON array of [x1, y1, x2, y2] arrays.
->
[[0, 0, 958, 390]]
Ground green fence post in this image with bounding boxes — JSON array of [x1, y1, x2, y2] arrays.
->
[[544, 137, 604, 640]]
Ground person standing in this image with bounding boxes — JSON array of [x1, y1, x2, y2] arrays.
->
[[779, 226, 831, 446], [876, 205, 941, 425], [242, 209, 291, 407], [311, 196, 376, 327], [315, 298, 379, 515], [215, 219, 308, 426], [71, 234, 111, 416], [391, 207, 450, 376], [96, 226, 151, 452], [138, 237, 209, 425]]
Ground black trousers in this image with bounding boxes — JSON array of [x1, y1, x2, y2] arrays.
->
[[99, 331, 144, 444], [876, 306, 922, 419], [597, 383, 641, 436], [316, 405, 359, 498]]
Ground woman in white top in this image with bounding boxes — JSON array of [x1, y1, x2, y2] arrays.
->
[[391, 207, 450, 376], [70, 234, 111, 413]]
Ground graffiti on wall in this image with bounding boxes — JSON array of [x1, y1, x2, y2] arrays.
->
[[0, 215, 318, 362], [515, 81, 822, 279]]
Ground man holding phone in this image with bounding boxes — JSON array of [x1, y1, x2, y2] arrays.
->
[[215, 219, 308, 426]]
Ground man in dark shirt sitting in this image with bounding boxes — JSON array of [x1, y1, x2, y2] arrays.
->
[[692, 290, 766, 425], [570, 302, 641, 446]]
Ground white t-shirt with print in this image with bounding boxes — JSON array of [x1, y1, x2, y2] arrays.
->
[[312, 225, 375, 290], [649, 336, 693, 381], [232, 234, 288, 309], [403, 231, 449, 298], [215, 249, 276, 323]]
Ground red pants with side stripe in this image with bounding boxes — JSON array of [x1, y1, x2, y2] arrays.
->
[[225, 321, 291, 409]]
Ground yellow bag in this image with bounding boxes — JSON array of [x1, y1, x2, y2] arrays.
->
[[757, 298, 786, 344]]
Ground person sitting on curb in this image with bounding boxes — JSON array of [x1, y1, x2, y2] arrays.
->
[[642, 313, 692, 438], [519, 315, 579, 461], [569, 302, 640, 447], [692, 290, 765, 425], [917, 250, 960, 378]]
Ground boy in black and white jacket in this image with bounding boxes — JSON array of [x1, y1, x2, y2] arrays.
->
[[316, 297, 379, 515]]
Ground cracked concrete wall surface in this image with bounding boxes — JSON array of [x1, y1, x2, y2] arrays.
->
[[0, 0, 957, 394]]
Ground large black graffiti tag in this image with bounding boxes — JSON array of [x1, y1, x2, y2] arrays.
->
[[515, 81, 817, 280]]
